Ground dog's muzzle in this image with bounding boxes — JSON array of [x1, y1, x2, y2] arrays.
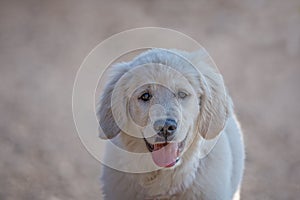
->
[[143, 119, 187, 168]]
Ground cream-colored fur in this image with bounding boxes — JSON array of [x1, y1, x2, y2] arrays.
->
[[97, 49, 245, 200]]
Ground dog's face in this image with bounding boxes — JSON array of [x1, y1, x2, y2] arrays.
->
[[98, 49, 229, 169], [126, 65, 200, 167]]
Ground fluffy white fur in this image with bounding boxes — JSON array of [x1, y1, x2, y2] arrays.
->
[[97, 49, 245, 200]]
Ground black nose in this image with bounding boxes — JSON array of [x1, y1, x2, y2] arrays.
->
[[153, 118, 177, 138]]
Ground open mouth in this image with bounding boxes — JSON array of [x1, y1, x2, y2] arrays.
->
[[143, 137, 186, 168]]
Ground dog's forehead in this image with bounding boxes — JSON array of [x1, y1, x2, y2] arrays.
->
[[132, 64, 176, 78], [136, 83, 168, 90], [127, 64, 190, 88]]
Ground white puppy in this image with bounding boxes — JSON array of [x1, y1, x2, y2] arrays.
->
[[97, 49, 245, 200]]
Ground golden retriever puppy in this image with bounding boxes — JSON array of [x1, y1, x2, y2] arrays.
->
[[97, 48, 245, 200]]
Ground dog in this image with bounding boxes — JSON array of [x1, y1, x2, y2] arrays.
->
[[97, 48, 245, 200]]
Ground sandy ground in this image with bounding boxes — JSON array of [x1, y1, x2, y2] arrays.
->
[[1, 0, 300, 199]]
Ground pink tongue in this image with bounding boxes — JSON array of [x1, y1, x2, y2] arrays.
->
[[151, 143, 178, 167]]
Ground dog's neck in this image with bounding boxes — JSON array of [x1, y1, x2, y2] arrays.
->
[[115, 127, 225, 198], [139, 131, 223, 198], [136, 133, 205, 197]]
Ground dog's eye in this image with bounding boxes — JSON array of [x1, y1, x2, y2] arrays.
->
[[139, 92, 152, 102], [178, 91, 188, 99]]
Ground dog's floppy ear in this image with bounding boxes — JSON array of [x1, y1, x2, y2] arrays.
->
[[195, 60, 231, 140], [97, 62, 130, 139]]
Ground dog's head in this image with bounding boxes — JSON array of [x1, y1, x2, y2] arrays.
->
[[97, 49, 229, 168]]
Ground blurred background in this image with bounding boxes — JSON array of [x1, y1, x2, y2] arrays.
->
[[1, 0, 300, 199]]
